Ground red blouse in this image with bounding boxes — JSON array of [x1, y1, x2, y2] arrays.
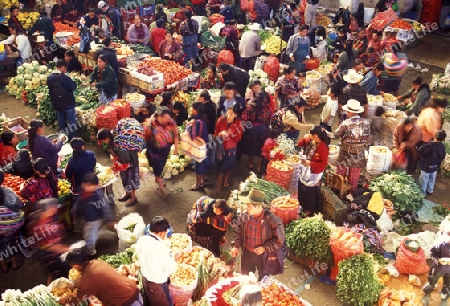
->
[[20, 176, 56, 205], [214, 116, 243, 151], [297, 138, 329, 174], [0, 145, 16, 166]]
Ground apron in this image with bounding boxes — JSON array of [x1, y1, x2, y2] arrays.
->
[[292, 37, 309, 74]]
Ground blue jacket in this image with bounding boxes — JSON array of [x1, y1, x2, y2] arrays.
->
[[76, 189, 115, 222], [47, 71, 77, 110], [65, 150, 97, 193], [417, 141, 446, 173], [361, 71, 381, 95]]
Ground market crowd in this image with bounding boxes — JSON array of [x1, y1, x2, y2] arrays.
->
[[0, 0, 449, 304]]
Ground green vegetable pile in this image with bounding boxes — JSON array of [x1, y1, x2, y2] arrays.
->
[[369, 171, 424, 212], [336, 254, 383, 306], [286, 215, 333, 264], [99, 247, 135, 269], [247, 178, 290, 204], [126, 223, 137, 232]]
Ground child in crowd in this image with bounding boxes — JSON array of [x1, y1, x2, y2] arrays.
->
[[370, 106, 386, 146], [417, 130, 447, 196], [75, 172, 115, 256], [320, 85, 341, 132], [172, 101, 189, 127]]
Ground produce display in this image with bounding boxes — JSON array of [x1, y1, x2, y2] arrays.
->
[[382, 92, 398, 103], [389, 19, 412, 30], [369, 171, 424, 212], [248, 69, 273, 90], [260, 278, 310, 306], [169, 233, 192, 251], [2, 285, 60, 305], [263, 35, 286, 55], [2, 173, 25, 197], [171, 264, 198, 286], [99, 247, 136, 269], [68, 268, 81, 283], [271, 195, 299, 209], [377, 287, 415, 305], [2, 12, 40, 30], [97, 166, 116, 187], [53, 22, 76, 33], [57, 179, 71, 197], [238, 173, 290, 205], [430, 73, 450, 95], [50, 280, 76, 300], [116, 45, 135, 56], [286, 215, 333, 264], [336, 254, 383, 306], [136, 57, 192, 86], [117, 262, 140, 284], [270, 160, 292, 172]]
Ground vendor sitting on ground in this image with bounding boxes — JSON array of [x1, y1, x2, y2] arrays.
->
[[32, 35, 53, 65], [396, 77, 431, 117], [126, 15, 150, 46], [61, 249, 144, 305], [64, 50, 82, 73], [282, 97, 314, 142], [187, 197, 233, 257]]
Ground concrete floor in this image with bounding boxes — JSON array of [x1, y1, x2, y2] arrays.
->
[[1, 31, 450, 304]]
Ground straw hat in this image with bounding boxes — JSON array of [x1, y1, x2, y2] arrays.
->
[[248, 23, 261, 31], [343, 69, 363, 84], [35, 35, 46, 43], [240, 188, 267, 207], [342, 99, 364, 114]]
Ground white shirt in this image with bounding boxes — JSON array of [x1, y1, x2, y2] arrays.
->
[[135, 233, 177, 284], [320, 96, 338, 126], [0, 34, 32, 60]]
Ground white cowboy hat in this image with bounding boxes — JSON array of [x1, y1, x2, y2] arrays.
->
[[342, 99, 364, 114], [98, 0, 106, 9], [343, 69, 364, 84], [36, 35, 46, 43], [248, 23, 261, 31]]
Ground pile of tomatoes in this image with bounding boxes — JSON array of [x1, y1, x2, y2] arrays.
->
[[261, 283, 307, 306], [140, 58, 192, 86], [2, 174, 25, 196]]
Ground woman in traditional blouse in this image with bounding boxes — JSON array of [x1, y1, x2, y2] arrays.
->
[[20, 158, 58, 213], [297, 126, 330, 215], [159, 32, 183, 62], [179, 10, 199, 63], [143, 107, 179, 196]]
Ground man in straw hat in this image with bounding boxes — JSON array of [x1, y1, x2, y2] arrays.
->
[[231, 188, 286, 280], [31, 35, 53, 65], [239, 23, 262, 71], [343, 69, 369, 118], [333, 99, 370, 191]]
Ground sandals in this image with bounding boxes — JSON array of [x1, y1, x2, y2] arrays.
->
[[189, 185, 204, 191]]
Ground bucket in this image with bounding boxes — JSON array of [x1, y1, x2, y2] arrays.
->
[[364, 8, 375, 25]]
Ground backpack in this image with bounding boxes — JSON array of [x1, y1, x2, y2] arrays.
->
[[270, 108, 287, 133], [49, 74, 73, 110]]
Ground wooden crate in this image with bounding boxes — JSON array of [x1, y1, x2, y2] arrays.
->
[[125, 73, 164, 94], [2, 117, 30, 142]]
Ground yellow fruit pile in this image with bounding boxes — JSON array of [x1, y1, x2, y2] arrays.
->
[[4, 12, 40, 30], [57, 179, 71, 197], [0, 0, 19, 9], [170, 263, 197, 286]]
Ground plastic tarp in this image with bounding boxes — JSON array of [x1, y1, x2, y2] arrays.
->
[[381, 230, 436, 259], [415, 199, 445, 224]]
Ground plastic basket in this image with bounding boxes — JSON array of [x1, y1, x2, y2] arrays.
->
[[200, 32, 226, 52]]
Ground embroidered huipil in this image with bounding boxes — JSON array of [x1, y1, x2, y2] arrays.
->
[[335, 115, 371, 144]]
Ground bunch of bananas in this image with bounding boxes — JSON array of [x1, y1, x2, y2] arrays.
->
[[3, 12, 40, 29]]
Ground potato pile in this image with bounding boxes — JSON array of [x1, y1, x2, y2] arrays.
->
[[270, 160, 292, 172], [170, 233, 192, 251], [51, 283, 76, 299], [68, 268, 81, 283], [271, 195, 299, 209], [170, 264, 198, 286]]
